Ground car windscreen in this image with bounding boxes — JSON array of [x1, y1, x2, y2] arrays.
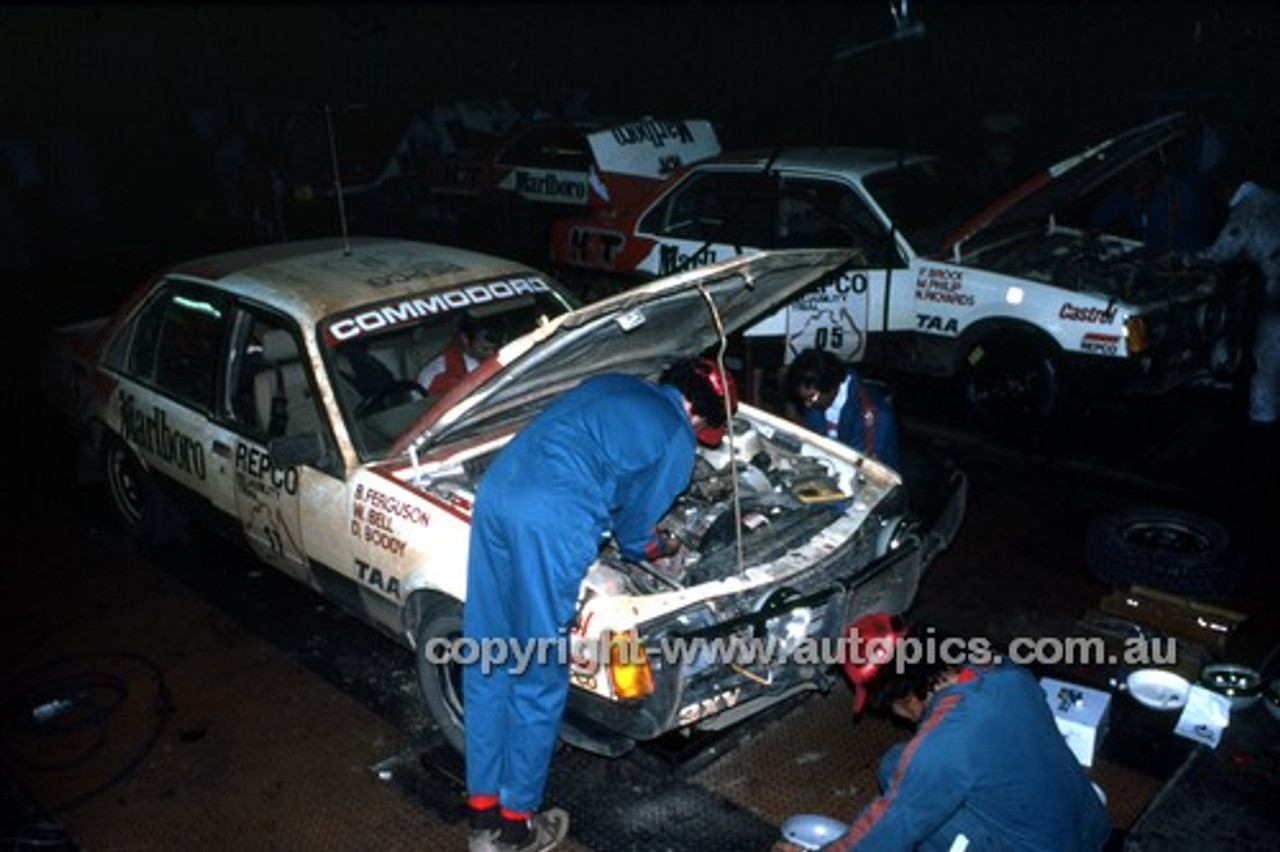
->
[[318, 280, 575, 461]]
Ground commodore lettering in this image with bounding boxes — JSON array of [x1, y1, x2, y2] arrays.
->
[[326, 278, 551, 342]]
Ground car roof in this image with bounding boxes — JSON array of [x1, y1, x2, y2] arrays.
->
[[696, 146, 935, 179], [159, 237, 553, 330]]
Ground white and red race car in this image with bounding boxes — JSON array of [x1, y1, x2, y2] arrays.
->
[[425, 116, 722, 264], [551, 112, 1246, 431], [43, 238, 965, 755]]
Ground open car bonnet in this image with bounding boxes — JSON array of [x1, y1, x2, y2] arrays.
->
[[392, 247, 856, 456], [944, 111, 1203, 253]]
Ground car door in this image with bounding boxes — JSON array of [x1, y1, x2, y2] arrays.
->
[[218, 308, 339, 583], [635, 170, 890, 364], [104, 280, 241, 527]]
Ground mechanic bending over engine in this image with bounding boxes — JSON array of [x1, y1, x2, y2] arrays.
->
[[774, 614, 1110, 852], [417, 312, 505, 396], [783, 348, 902, 470], [464, 357, 738, 852]]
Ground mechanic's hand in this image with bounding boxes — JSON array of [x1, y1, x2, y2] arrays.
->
[[655, 530, 682, 559], [771, 842, 806, 852], [654, 551, 691, 580]]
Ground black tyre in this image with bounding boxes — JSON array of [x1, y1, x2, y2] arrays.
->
[[963, 332, 1060, 435], [101, 438, 185, 549], [1085, 507, 1236, 597], [415, 595, 467, 754]]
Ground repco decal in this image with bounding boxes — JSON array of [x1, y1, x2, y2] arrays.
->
[[235, 443, 299, 495], [1060, 303, 1118, 324], [325, 278, 552, 343], [1081, 332, 1121, 355], [118, 392, 206, 479]]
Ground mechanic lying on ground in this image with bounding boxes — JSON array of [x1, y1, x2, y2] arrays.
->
[[783, 348, 902, 470], [775, 614, 1110, 852], [464, 357, 738, 852]]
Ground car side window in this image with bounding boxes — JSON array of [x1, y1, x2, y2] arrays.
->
[[233, 316, 329, 443], [498, 126, 592, 171], [780, 178, 894, 266], [111, 282, 230, 411], [643, 172, 778, 246]]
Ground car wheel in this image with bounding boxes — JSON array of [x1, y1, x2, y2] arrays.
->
[[963, 332, 1060, 435], [102, 438, 185, 548], [415, 595, 467, 754], [1085, 507, 1236, 597]]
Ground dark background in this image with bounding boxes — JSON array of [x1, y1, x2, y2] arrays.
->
[[5, 2, 1280, 330]]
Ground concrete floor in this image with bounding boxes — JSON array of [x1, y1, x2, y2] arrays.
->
[[4, 366, 1279, 850]]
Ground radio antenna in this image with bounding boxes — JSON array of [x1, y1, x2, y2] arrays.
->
[[324, 104, 352, 255]]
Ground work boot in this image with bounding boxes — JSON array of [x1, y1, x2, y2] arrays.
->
[[494, 808, 570, 852], [468, 829, 501, 852]]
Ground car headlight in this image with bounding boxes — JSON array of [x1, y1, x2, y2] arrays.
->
[[1124, 315, 1149, 354], [608, 630, 655, 699]]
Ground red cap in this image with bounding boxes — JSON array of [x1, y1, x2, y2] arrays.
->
[[696, 422, 727, 447], [842, 613, 908, 714], [692, 358, 738, 446]]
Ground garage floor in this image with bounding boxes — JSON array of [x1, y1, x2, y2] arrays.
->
[[4, 374, 1279, 851]]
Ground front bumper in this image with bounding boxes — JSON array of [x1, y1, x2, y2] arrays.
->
[[563, 537, 925, 748]]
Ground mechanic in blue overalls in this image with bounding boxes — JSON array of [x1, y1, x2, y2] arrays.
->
[[784, 348, 902, 471], [776, 614, 1111, 852], [463, 357, 738, 852]]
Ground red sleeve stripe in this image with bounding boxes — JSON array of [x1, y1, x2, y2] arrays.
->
[[827, 691, 965, 852]]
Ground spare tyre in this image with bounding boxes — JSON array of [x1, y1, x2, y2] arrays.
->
[[1085, 507, 1236, 597]]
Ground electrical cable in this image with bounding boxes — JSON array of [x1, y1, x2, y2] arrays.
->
[[0, 652, 173, 816], [695, 280, 745, 578]]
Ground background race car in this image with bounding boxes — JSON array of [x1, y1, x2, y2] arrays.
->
[[425, 116, 721, 267], [549, 112, 1248, 433]]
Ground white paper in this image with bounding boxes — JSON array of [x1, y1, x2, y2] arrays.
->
[[1173, 684, 1231, 748]]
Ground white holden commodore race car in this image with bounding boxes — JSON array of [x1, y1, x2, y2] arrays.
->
[[551, 112, 1245, 432], [43, 237, 965, 755]]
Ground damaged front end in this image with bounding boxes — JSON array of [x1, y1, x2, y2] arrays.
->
[[560, 411, 932, 753]]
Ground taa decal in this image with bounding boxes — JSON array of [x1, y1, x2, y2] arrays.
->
[[118, 391, 206, 479], [355, 557, 402, 599], [677, 687, 743, 726], [915, 314, 960, 334]]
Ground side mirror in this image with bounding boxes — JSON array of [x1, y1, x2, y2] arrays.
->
[[268, 432, 325, 468]]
